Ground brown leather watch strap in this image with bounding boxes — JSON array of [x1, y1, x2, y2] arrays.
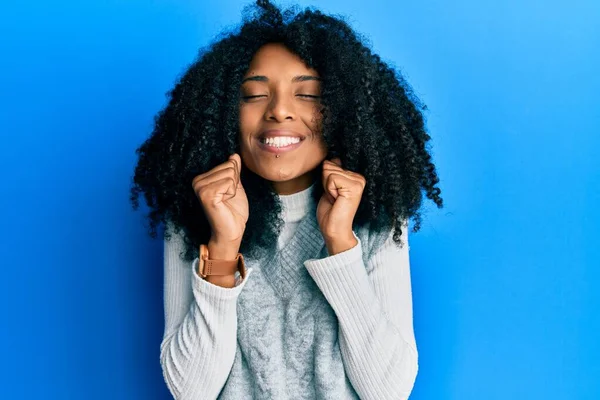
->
[[198, 244, 247, 280], [204, 256, 240, 276]]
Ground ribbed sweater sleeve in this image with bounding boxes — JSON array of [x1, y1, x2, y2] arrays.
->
[[160, 231, 252, 399], [303, 225, 418, 400]]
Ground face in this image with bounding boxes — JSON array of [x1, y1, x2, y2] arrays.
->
[[238, 42, 328, 195]]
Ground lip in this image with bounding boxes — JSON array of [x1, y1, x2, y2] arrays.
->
[[258, 129, 307, 140], [257, 129, 306, 154]]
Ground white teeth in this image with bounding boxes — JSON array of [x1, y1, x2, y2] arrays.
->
[[263, 136, 301, 147]]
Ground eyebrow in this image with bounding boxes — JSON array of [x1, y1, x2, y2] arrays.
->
[[241, 75, 321, 84]]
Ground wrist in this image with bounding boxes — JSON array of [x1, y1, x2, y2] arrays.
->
[[324, 232, 358, 255], [200, 240, 242, 288], [207, 238, 242, 260]]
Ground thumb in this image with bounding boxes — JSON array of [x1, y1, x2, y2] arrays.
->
[[330, 157, 342, 167]]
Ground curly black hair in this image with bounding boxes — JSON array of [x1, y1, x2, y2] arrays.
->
[[130, 0, 443, 262]]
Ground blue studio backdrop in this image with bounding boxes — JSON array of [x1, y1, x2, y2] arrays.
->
[[1, 0, 598, 399]]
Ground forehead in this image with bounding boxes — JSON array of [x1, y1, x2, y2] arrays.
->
[[245, 43, 319, 78]]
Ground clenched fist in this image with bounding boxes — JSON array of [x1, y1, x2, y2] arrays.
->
[[317, 157, 365, 255], [192, 153, 249, 245]]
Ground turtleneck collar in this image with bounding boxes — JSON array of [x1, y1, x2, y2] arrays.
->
[[277, 181, 317, 223]]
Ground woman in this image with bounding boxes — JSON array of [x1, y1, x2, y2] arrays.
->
[[130, 0, 443, 399]]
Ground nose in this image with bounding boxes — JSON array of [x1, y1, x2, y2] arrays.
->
[[264, 92, 296, 122]]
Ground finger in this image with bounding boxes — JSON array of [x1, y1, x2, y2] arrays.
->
[[323, 158, 343, 169], [225, 155, 240, 187], [193, 166, 236, 190], [229, 153, 241, 185], [322, 160, 343, 172], [193, 168, 238, 195], [323, 172, 357, 200], [323, 165, 363, 181], [325, 191, 335, 204], [322, 160, 362, 177], [322, 163, 366, 187], [192, 159, 238, 188], [202, 177, 237, 207]]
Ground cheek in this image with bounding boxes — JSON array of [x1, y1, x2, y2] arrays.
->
[[315, 139, 328, 160], [238, 108, 258, 143], [306, 108, 324, 135], [305, 128, 328, 162], [238, 107, 251, 131], [305, 113, 326, 147]]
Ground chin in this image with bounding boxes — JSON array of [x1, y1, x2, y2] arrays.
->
[[241, 150, 323, 185], [256, 168, 302, 182]]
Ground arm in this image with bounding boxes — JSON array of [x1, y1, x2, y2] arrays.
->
[[304, 222, 418, 400], [160, 230, 252, 399]]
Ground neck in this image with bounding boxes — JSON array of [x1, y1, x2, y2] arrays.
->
[[271, 169, 319, 195]]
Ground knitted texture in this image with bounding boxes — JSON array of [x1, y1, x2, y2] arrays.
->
[[160, 183, 418, 399]]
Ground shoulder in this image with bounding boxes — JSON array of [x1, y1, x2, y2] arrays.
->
[[355, 218, 410, 270], [163, 221, 189, 257]]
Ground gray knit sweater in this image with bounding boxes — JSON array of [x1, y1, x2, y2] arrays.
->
[[160, 183, 418, 399]]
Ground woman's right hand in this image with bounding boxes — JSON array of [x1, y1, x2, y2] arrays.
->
[[192, 153, 249, 246]]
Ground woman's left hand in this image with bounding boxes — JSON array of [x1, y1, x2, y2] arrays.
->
[[317, 158, 366, 254]]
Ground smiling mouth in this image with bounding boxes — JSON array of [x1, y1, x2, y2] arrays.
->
[[259, 136, 304, 147], [257, 136, 305, 154]]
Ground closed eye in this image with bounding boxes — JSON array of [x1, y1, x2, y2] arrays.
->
[[241, 94, 321, 101], [243, 94, 320, 98]]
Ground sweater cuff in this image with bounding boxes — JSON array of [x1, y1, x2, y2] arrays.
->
[[303, 233, 381, 336], [191, 257, 252, 303], [304, 230, 363, 272]]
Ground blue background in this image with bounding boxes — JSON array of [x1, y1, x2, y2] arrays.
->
[[1, 0, 598, 399]]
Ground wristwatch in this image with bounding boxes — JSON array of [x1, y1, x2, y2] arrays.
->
[[198, 243, 247, 280]]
